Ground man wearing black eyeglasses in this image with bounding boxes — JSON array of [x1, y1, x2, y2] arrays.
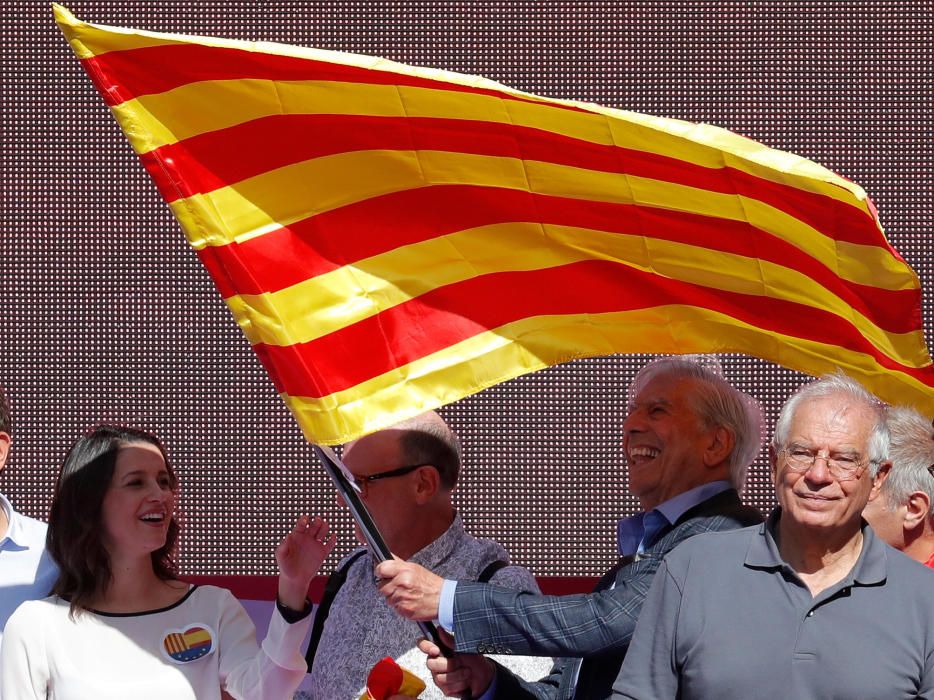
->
[[300, 411, 551, 700], [376, 357, 764, 700], [863, 405, 934, 568], [614, 373, 934, 700]]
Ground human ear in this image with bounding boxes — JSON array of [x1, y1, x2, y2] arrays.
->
[[869, 461, 891, 500], [413, 465, 440, 504], [703, 426, 734, 468], [903, 491, 931, 531], [768, 446, 779, 485], [0, 432, 10, 472]]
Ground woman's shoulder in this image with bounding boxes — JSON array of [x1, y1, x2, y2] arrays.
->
[[6, 595, 68, 628], [183, 584, 246, 613]]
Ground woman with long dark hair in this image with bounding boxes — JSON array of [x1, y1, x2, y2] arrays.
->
[[0, 425, 334, 699]]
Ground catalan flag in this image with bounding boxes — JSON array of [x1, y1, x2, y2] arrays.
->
[[55, 5, 934, 444]]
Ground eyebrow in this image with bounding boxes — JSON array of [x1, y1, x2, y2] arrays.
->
[[120, 469, 170, 480], [787, 442, 862, 454], [628, 397, 672, 410]]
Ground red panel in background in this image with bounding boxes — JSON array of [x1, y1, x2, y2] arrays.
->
[[184, 575, 599, 602]]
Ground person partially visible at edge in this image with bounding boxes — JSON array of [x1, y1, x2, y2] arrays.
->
[[0, 424, 328, 700], [863, 405, 934, 567], [296, 410, 551, 700], [613, 372, 934, 700], [0, 385, 58, 649], [376, 357, 764, 700]]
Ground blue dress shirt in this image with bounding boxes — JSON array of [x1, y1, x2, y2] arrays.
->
[[441, 480, 734, 700], [0, 492, 58, 647]]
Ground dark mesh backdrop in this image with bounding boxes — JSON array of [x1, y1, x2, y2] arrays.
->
[[1, 1, 931, 577]]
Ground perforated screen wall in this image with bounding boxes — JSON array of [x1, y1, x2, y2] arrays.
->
[[1, 1, 931, 576]]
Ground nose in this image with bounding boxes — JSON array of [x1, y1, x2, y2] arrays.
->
[[803, 454, 834, 485], [145, 478, 166, 498], [623, 407, 646, 436]]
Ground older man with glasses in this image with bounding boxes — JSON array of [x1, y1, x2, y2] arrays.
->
[[613, 372, 934, 700], [298, 410, 551, 700], [376, 357, 764, 700], [863, 405, 934, 568]]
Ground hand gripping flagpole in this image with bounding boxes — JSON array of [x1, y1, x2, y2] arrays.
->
[[312, 446, 465, 673]]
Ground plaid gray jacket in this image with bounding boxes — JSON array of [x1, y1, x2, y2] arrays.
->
[[451, 489, 762, 700]]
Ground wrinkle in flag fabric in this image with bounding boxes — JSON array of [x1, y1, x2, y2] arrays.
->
[[54, 4, 934, 444]]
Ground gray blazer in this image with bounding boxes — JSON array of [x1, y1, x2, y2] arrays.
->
[[451, 489, 763, 699]]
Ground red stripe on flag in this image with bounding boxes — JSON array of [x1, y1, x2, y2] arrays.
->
[[142, 114, 879, 249], [81, 42, 588, 111], [251, 259, 929, 398], [199, 185, 918, 333]]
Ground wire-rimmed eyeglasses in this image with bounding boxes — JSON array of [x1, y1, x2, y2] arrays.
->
[[780, 445, 869, 482]]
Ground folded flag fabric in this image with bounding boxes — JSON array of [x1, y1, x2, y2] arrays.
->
[[360, 656, 426, 700], [54, 4, 934, 443]]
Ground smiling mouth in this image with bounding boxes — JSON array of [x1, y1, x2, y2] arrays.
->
[[139, 512, 166, 523], [628, 446, 660, 462], [796, 493, 838, 503]]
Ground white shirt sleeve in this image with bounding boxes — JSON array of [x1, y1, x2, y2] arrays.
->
[[1, 602, 49, 700], [216, 590, 312, 700]]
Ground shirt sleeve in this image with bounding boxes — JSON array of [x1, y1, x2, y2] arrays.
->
[[439, 579, 458, 632], [610, 560, 681, 700], [0, 603, 49, 700], [216, 589, 312, 700], [480, 564, 555, 691]]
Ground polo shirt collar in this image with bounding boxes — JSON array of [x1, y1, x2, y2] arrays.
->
[[745, 507, 887, 585]]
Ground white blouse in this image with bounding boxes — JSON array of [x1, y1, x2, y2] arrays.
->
[[0, 586, 310, 700]]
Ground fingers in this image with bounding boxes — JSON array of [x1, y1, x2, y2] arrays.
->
[[375, 561, 442, 620], [430, 653, 495, 697], [417, 637, 442, 658], [374, 557, 403, 579], [425, 653, 459, 673], [290, 515, 335, 548], [430, 668, 471, 696], [306, 516, 329, 540], [292, 514, 311, 534], [424, 655, 472, 696], [437, 628, 456, 649]]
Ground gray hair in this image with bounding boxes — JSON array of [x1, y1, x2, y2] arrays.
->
[[771, 372, 889, 477], [630, 357, 764, 491], [395, 412, 463, 490], [879, 405, 934, 516]]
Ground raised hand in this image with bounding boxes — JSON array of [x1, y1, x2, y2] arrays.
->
[[275, 515, 336, 610]]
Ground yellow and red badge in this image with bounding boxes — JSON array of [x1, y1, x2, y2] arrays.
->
[[359, 657, 426, 700], [161, 624, 216, 664]]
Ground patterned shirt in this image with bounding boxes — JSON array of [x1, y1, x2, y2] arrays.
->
[[297, 514, 552, 699]]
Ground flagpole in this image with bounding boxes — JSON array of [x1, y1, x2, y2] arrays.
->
[[312, 446, 467, 687]]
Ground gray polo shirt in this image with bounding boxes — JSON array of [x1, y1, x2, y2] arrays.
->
[[613, 509, 934, 700]]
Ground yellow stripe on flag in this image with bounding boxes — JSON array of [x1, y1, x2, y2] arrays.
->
[[111, 76, 868, 218], [225, 222, 922, 367], [171, 148, 906, 293], [54, 5, 934, 445], [282, 305, 934, 444]]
